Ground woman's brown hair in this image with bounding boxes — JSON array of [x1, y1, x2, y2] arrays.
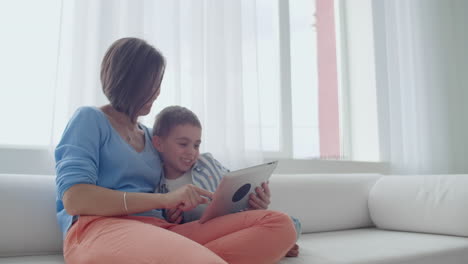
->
[[101, 37, 166, 122]]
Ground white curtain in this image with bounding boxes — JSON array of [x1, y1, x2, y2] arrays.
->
[[374, 0, 468, 174], [52, 0, 264, 170]]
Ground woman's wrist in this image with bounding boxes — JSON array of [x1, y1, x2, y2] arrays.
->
[[154, 192, 170, 209]]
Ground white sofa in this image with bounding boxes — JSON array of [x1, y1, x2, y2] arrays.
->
[[1, 173, 468, 264], [270, 173, 468, 264]]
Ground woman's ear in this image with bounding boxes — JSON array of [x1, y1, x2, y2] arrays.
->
[[152, 135, 164, 152]]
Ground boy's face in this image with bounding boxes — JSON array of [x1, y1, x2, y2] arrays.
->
[[153, 124, 202, 177]]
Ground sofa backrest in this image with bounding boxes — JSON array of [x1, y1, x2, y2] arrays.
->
[[0, 174, 62, 257], [269, 173, 381, 234], [369, 174, 468, 237]]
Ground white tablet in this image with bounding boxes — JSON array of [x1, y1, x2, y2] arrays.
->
[[199, 160, 278, 224]]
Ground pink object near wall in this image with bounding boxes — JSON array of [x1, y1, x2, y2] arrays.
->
[[316, 0, 340, 158]]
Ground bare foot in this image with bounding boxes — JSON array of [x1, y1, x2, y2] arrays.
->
[[285, 243, 299, 257]]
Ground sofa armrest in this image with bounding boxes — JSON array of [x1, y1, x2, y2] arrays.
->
[[0, 174, 62, 257]]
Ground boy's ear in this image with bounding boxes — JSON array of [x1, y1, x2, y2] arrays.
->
[[152, 135, 164, 152]]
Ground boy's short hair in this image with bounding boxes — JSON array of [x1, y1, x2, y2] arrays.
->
[[153, 106, 201, 137]]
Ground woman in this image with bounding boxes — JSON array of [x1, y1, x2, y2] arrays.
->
[[55, 37, 296, 264]]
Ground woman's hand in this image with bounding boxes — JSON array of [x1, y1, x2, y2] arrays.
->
[[248, 182, 271, 210], [163, 184, 213, 211], [166, 208, 184, 224]]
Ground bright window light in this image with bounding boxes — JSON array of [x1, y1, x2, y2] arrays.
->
[[254, 0, 321, 158], [0, 0, 62, 147], [256, 0, 282, 152], [290, 0, 319, 159]]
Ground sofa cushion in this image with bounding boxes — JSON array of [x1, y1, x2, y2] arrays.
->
[[0, 255, 64, 264], [269, 174, 381, 233], [278, 228, 468, 264], [0, 174, 62, 257], [369, 174, 468, 237]]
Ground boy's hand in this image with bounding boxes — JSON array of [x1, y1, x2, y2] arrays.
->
[[163, 184, 213, 211], [248, 182, 271, 210], [166, 208, 183, 224]]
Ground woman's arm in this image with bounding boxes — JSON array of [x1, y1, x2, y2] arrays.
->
[[63, 183, 213, 216], [63, 184, 164, 216]]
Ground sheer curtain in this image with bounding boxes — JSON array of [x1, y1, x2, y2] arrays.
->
[[374, 0, 468, 174], [52, 0, 264, 169]]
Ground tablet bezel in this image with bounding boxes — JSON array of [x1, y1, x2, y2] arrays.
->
[[199, 160, 278, 223]]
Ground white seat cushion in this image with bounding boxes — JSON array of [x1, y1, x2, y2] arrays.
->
[[279, 228, 468, 264], [369, 174, 468, 237], [0, 255, 64, 264]]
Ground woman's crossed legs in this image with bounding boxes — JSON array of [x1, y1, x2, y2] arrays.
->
[[64, 210, 295, 264]]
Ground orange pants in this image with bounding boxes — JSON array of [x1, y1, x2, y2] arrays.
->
[[64, 210, 296, 264]]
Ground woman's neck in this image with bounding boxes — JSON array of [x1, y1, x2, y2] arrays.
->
[[102, 105, 137, 128]]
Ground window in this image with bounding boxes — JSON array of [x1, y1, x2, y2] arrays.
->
[[0, 0, 335, 156], [253, 0, 379, 162], [254, 0, 340, 159], [0, 0, 62, 147], [0, 0, 382, 175]]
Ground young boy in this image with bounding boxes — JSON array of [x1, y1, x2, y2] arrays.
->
[[152, 105, 300, 257]]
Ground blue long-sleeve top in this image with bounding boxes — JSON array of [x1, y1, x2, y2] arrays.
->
[[55, 106, 164, 238]]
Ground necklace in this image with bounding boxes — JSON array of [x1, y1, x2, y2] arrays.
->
[[101, 105, 142, 144]]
